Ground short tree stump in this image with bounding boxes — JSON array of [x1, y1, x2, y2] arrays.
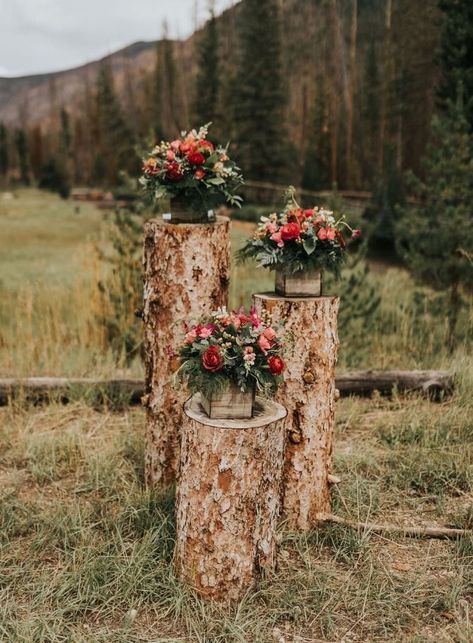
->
[[174, 394, 287, 601], [254, 293, 340, 530], [143, 217, 230, 486]]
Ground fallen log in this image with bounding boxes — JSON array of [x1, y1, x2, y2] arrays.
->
[[0, 370, 454, 407], [0, 377, 144, 407], [335, 369, 453, 400], [316, 512, 471, 540]]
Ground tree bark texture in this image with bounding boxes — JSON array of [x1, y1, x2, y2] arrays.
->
[[175, 394, 287, 602], [143, 217, 230, 486], [254, 293, 340, 531]]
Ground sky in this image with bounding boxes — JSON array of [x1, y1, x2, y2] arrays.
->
[[0, 0, 235, 77]]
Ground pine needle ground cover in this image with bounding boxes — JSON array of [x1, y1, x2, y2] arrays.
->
[[1, 362, 473, 641]]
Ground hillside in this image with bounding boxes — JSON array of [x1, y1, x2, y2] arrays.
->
[[0, 41, 158, 128], [0, 0, 441, 190]]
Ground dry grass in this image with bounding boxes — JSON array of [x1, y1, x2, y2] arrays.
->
[[1, 363, 473, 641], [2, 189, 472, 377]]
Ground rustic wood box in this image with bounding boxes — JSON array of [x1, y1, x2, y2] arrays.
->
[[275, 269, 321, 297], [168, 198, 213, 224], [201, 383, 255, 419]]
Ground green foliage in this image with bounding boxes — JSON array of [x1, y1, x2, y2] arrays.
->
[[38, 158, 71, 199], [363, 146, 405, 255], [396, 97, 473, 351], [60, 108, 72, 154], [95, 62, 137, 185], [14, 128, 30, 185], [193, 10, 220, 127], [437, 0, 473, 129], [233, 0, 290, 182], [0, 122, 9, 178], [97, 194, 144, 365], [302, 77, 331, 191]]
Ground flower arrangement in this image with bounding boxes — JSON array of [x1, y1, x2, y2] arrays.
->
[[140, 123, 243, 216], [174, 307, 285, 400], [238, 187, 361, 277]]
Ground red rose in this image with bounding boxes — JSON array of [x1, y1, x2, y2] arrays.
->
[[202, 346, 224, 372], [187, 151, 206, 166], [280, 222, 301, 241], [194, 169, 206, 180], [166, 161, 183, 182], [268, 356, 285, 375]]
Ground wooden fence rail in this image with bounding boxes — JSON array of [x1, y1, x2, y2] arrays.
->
[[0, 370, 453, 406]]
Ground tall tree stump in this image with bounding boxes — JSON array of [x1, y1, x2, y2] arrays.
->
[[253, 293, 340, 530], [175, 394, 287, 601], [143, 217, 230, 486]]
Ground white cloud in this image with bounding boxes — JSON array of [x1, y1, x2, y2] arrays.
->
[[0, 0, 237, 77]]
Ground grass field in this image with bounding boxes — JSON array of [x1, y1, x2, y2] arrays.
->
[[1, 189, 472, 377], [1, 364, 473, 641], [1, 189, 473, 641]]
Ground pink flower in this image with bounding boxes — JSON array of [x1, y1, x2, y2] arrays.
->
[[199, 327, 213, 340], [258, 335, 271, 354], [170, 140, 181, 151], [249, 307, 262, 328], [317, 228, 328, 240], [185, 329, 197, 344], [230, 314, 241, 329], [326, 227, 336, 241], [166, 150, 176, 161], [266, 222, 278, 234], [244, 346, 254, 354], [352, 229, 362, 239], [263, 327, 276, 341], [271, 231, 284, 247]]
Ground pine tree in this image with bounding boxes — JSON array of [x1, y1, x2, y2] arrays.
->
[[0, 123, 8, 180], [302, 78, 331, 191], [437, 0, 473, 129], [95, 61, 137, 185], [154, 25, 180, 139], [193, 8, 220, 129], [60, 108, 72, 154], [29, 126, 44, 179], [233, 0, 288, 182], [14, 128, 30, 185], [396, 97, 473, 352]]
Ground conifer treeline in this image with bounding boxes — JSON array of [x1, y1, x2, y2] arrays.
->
[[0, 0, 442, 192]]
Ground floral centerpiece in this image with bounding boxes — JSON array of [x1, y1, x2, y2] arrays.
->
[[238, 188, 361, 296], [174, 307, 285, 419], [140, 123, 243, 223]]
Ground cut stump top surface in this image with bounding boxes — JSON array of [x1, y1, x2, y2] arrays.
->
[[184, 393, 287, 429], [254, 292, 340, 303]]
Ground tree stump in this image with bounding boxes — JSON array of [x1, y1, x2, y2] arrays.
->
[[175, 394, 287, 601], [143, 217, 230, 486], [253, 293, 340, 530]]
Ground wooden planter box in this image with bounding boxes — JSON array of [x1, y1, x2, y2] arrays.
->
[[201, 382, 255, 419], [275, 269, 322, 297], [166, 198, 214, 224]]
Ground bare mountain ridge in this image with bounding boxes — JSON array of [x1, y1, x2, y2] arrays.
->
[[0, 40, 159, 128]]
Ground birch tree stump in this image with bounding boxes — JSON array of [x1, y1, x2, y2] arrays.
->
[[175, 394, 287, 601], [143, 217, 230, 486], [253, 293, 340, 530]]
